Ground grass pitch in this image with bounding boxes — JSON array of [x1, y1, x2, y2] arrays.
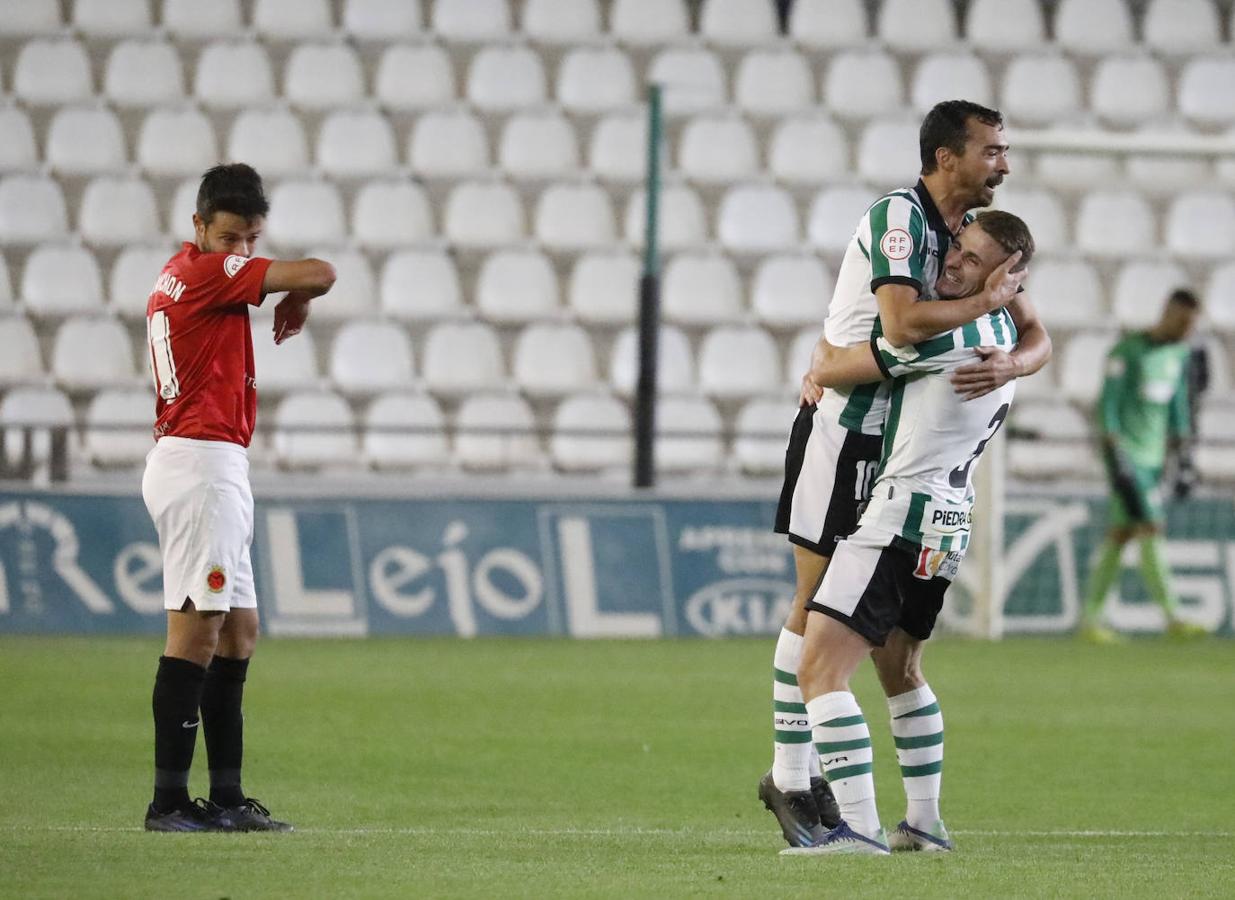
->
[[2, 635, 1234, 899]]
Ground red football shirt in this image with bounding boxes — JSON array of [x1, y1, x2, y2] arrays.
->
[[146, 243, 273, 446]]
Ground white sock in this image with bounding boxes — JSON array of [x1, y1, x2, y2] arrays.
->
[[807, 691, 880, 837], [887, 684, 944, 830], [771, 629, 811, 792]]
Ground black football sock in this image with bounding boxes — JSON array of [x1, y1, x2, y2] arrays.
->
[[152, 655, 207, 812], [202, 655, 249, 808]]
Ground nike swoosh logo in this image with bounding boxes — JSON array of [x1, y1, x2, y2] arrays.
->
[[182, 720, 199, 729]]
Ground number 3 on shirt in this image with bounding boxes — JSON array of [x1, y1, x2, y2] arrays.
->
[[148, 310, 181, 401]]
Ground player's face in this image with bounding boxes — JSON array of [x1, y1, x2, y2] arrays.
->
[[1159, 301, 1200, 342], [936, 224, 1010, 299], [194, 211, 265, 258], [954, 120, 1010, 208]]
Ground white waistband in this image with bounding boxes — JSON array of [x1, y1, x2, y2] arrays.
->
[[156, 435, 247, 455]]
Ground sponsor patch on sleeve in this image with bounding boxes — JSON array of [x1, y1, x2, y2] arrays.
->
[[223, 255, 250, 278]]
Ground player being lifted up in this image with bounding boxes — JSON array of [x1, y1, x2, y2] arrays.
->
[[783, 210, 1038, 856], [142, 164, 336, 832], [760, 101, 1052, 848]]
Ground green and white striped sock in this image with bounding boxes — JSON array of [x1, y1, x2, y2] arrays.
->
[[771, 629, 811, 792], [888, 685, 944, 830], [807, 691, 879, 836]]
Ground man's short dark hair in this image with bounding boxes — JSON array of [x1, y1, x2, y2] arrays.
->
[[973, 209, 1034, 271], [196, 163, 269, 224], [920, 100, 1004, 174], [1168, 288, 1201, 309]]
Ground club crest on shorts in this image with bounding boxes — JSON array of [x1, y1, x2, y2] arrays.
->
[[206, 565, 227, 593], [914, 548, 961, 581]]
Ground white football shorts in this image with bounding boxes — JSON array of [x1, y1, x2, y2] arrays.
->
[[142, 436, 256, 613]]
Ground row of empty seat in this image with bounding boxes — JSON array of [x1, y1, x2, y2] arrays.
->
[[5, 0, 1235, 55], [8, 36, 1235, 126]]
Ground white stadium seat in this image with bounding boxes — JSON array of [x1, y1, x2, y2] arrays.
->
[[14, 39, 92, 106], [1034, 137, 1121, 192], [662, 253, 743, 326], [589, 114, 648, 183], [625, 185, 708, 251], [557, 47, 637, 114], [534, 183, 616, 251], [857, 118, 921, 186], [476, 249, 559, 323], [195, 42, 276, 109], [647, 48, 727, 116], [46, 108, 127, 176], [823, 51, 903, 120], [1126, 123, 1211, 196], [467, 45, 546, 112], [610, 0, 689, 45], [1178, 58, 1235, 127], [104, 41, 185, 109], [137, 109, 218, 178], [734, 50, 814, 118], [499, 113, 579, 181], [966, 0, 1046, 50], [110, 245, 173, 320], [1060, 332, 1119, 403], [610, 324, 695, 396], [444, 181, 525, 248], [301, 248, 377, 321], [253, 0, 334, 39], [786, 327, 820, 386], [167, 179, 197, 242], [316, 110, 397, 178], [1008, 401, 1095, 480], [363, 392, 449, 470], [0, 175, 69, 244], [753, 255, 832, 329], [807, 186, 878, 253], [1075, 191, 1156, 259], [551, 392, 631, 473], [789, 0, 866, 49], [80, 177, 161, 247], [163, 0, 242, 39], [344, 0, 422, 39], [380, 250, 466, 321], [432, 0, 511, 41], [700, 0, 777, 47], [21, 245, 105, 318], [1054, 0, 1134, 56], [992, 188, 1067, 256], [421, 322, 505, 395], [1024, 259, 1105, 329], [284, 44, 365, 110], [911, 54, 993, 114], [52, 316, 136, 390], [717, 185, 799, 253], [273, 391, 358, 469], [768, 115, 849, 186], [876, 0, 957, 52], [0, 256, 14, 310], [84, 388, 152, 468], [1165, 192, 1235, 260], [454, 393, 541, 471], [1090, 56, 1170, 129], [0, 108, 38, 173], [655, 395, 723, 474], [266, 181, 345, 249], [1143, 0, 1220, 54], [228, 109, 310, 178], [698, 326, 780, 399], [330, 322, 415, 394], [568, 252, 640, 324], [375, 44, 456, 110], [352, 180, 434, 250], [678, 117, 759, 185], [0, 317, 44, 385], [0, 385, 73, 477], [733, 399, 796, 475], [1000, 54, 1082, 127], [512, 323, 599, 396], [1206, 263, 1235, 331], [1197, 399, 1235, 481], [0, 0, 59, 36], [408, 110, 490, 179], [522, 0, 601, 44], [251, 325, 320, 395], [1112, 261, 1190, 329]]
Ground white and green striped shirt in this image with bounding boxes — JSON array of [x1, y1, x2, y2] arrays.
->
[[818, 180, 973, 437], [853, 306, 1019, 552]]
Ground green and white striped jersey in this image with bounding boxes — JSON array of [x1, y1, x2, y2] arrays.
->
[[854, 306, 1019, 552], [818, 180, 974, 437]]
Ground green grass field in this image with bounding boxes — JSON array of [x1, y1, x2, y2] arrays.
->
[[2, 635, 1234, 899]]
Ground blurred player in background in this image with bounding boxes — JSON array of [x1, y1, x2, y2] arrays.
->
[[1079, 289, 1207, 644], [760, 100, 1051, 849], [784, 211, 1037, 856], [141, 164, 336, 831]]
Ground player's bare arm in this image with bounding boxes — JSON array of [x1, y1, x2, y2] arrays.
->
[[807, 336, 885, 389], [950, 292, 1053, 401], [265, 259, 337, 345]]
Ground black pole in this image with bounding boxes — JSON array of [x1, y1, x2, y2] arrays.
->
[[634, 84, 663, 488]]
